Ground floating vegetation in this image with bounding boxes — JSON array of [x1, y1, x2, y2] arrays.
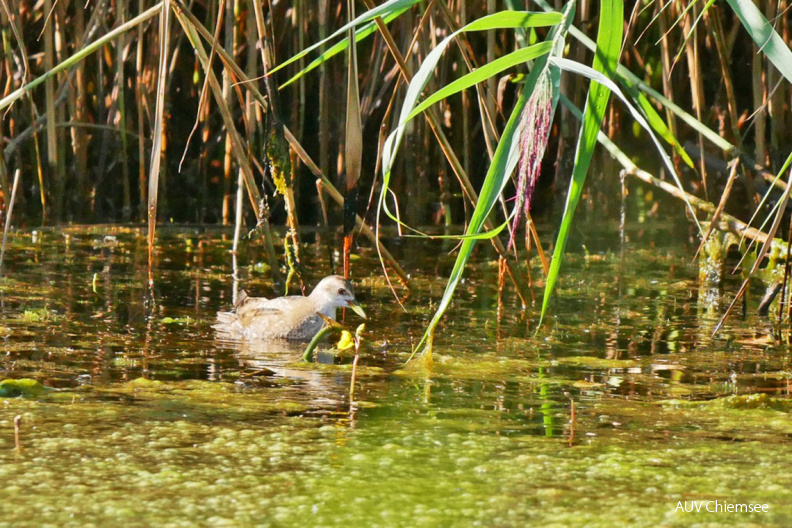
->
[[0, 379, 46, 398], [159, 316, 194, 325], [19, 308, 57, 323], [664, 394, 792, 413], [0, 229, 789, 525]]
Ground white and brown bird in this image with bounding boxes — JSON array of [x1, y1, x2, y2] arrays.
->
[[214, 275, 366, 341]]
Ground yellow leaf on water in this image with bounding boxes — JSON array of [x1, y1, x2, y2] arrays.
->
[[336, 331, 355, 351], [573, 380, 605, 389]]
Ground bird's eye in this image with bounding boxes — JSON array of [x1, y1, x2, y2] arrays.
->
[[338, 288, 347, 295]]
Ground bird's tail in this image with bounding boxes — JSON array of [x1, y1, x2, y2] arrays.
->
[[214, 311, 243, 339], [215, 311, 238, 326]]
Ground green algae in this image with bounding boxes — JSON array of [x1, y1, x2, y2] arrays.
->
[[0, 378, 46, 398], [1, 392, 790, 527], [393, 353, 540, 381], [665, 393, 792, 412], [555, 356, 639, 369], [0, 227, 791, 526]]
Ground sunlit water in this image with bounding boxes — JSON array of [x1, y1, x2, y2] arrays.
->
[[0, 226, 790, 527]]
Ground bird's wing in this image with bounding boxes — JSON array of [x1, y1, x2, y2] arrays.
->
[[237, 306, 283, 327], [234, 295, 314, 336]]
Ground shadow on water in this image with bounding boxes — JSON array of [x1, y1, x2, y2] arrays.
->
[[0, 225, 791, 526]]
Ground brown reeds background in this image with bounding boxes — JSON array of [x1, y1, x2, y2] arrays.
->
[[0, 0, 790, 232]]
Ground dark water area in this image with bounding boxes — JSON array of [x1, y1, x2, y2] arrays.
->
[[0, 225, 791, 527]]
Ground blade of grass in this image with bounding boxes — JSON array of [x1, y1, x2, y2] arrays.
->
[[406, 42, 554, 123], [412, 73, 539, 362], [147, 0, 170, 287], [267, 0, 421, 77], [532, 0, 734, 155], [363, 3, 555, 306], [379, 11, 563, 232], [279, 7, 409, 89], [399, 6, 573, 362], [726, 0, 792, 83], [539, 0, 623, 327], [551, 55, 700, 229], [0, 3, 163, 112]]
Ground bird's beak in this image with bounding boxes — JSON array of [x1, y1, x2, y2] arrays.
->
[[346, 300, 367, 319]]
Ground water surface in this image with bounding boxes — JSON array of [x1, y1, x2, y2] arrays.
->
[[0, 226, 790, 527]]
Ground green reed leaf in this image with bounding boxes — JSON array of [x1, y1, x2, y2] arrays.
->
[[268, 0, 421, 77], [726, 0, 792, 84], [539, 0, 623, 327]]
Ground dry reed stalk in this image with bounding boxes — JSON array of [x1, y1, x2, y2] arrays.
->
[[95, 43, 109, 216], [485, 0, 496, 142], [26, 99, 47, 221], [174, 4, 281, 283], [656, 1, 679, 150], [349, 352, 360, 401], [704, 7, 741, 144], [71, 4, 89, 215], [318, 0, 331, 180], [177, 0, 225, 218], [0, 146, 8, 204], [117, 0, 132, 221], [459, 0, 470, 182], [175, 6, 411, 286], [136, 0, 148, 221], [232, 24, 260, 304], [296, 0, 306, 142], [222, 0, 233, 225], [680, 4, 710, 198], [253, 0, 302, 289], [766, 2, 786, 159], [779, 214, 792, 328], [752, 44, 767, 166], [348, 327, 363, 401], [43, 0, 57, 222], [695, 160, 741, 261], [0, 168, 21, 275], [566, 392, 575, 447], [232, 167, 245, 304], [147, 0, 172, 285], [53, 0, 67, 219], [343, 0, 363, 278], [14, 415, 21, 451]]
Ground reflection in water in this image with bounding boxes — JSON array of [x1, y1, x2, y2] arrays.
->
[[0, 225, 787, 398], [224, 338, 347, 402], [0, 226, 791, 525]]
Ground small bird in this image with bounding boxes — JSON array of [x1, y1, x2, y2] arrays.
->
[[214, 275, 366, 341]]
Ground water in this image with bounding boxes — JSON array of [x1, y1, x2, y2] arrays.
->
[[0, 226, 790, 527]]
